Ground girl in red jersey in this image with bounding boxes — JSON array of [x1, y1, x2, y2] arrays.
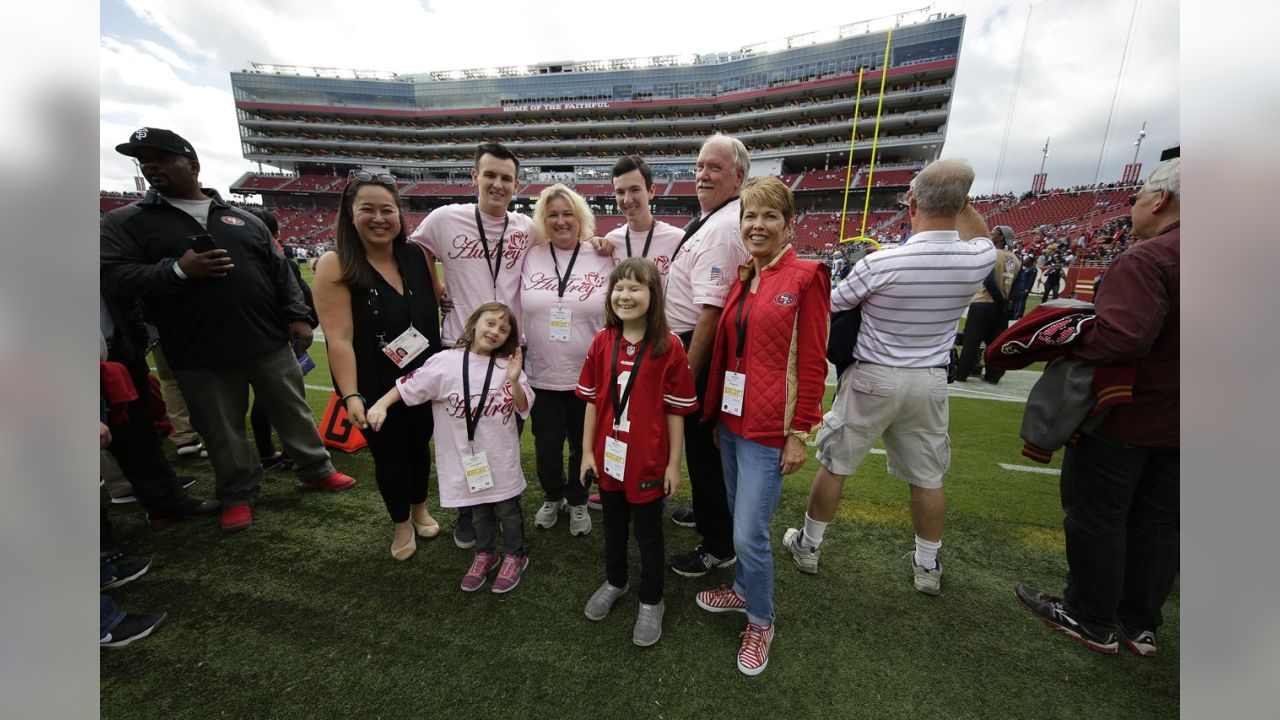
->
[[576, 258, 697, 647]]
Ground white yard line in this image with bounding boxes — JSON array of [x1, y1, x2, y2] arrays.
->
[[947, 387, 1026, 403], [998, 462, 1060, 476]]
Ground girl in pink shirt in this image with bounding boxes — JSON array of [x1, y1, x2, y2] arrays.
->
[[367, 303, 535, 594]]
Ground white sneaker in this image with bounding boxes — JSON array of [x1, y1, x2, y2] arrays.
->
[[534, 499, 565, 529], [568, 504, 592, 536], [584, 582, 628, 621], [909, 552, 943, 596], [782, 528, 820, 575]]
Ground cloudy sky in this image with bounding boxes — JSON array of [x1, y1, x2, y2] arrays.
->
[[99, 0, 1179, 197]]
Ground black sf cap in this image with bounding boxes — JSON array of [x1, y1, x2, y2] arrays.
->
[[115, 127, 198, 162]]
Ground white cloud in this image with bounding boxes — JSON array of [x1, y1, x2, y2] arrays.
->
[[100, 35, 246, 193], [137, 39, 194, 72], [99, 0, 1180, 195]]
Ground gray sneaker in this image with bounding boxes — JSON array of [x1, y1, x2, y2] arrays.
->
[[909, 552, 943, 596], [568, 503, 592, 536], [782, 528, 820, 575], [632, 600, 665, 647], [584, 582, 629, 621], [534, 499, 565, 529]]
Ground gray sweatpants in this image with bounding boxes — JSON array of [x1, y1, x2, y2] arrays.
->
[[174, 344, 334, 507]]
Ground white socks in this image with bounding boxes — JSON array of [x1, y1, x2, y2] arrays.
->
[[914, 535, 942, 570], [801, 513, 828, 550]]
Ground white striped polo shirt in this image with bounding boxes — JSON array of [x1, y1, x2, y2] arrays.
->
[[831, 230, 997, 368]]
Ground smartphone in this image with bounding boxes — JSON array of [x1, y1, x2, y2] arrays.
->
[[187, 233, 217, 253], [297, 351, 316, 375]]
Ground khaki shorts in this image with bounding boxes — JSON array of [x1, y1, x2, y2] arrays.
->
[[814, 361, 951, 489]]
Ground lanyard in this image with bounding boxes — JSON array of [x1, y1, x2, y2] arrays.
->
[[367, 252, 416, 347], [671, 195, 737, 264], [733, 290, 758, 363], [624, 222, 655, 259], [461, 348, 498, 446], [474, 206, 509, 289], [549, 242, 582, 301], [608, 331, 647, 433]]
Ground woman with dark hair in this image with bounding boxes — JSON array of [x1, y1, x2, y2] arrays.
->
[[313, 172, 445, 560]]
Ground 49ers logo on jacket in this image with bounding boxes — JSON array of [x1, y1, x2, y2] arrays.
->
[[773, 292, 797, 307], [998, 313, 1094, 355], [221, 216, 246, 226]]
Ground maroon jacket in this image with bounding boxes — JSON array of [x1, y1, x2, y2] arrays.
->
[[1074, 221, 1179, 447]]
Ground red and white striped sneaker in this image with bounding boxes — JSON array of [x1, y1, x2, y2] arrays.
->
[[695, 583, 747, 613], [737, 622, 774, 676]]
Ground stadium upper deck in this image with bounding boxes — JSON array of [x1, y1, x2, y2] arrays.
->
[[229, 11, 963, 180]]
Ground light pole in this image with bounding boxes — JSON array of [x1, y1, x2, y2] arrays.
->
[[1132, 121, 1146, 166], [1039, 136, 1050, 175]]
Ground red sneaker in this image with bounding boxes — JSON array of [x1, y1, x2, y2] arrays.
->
[[220, 505, 253, 533], [695, 584, 747, 614], [297, 471, 356, 492], [737, 622, 774, 676]]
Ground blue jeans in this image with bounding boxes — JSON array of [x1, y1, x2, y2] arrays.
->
[[718, 424, 783, 626]]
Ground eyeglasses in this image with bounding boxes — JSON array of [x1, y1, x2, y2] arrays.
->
[[895, 191, 912, 210], [352, 171, 397, 186], [1128, 189, 1160, 206]]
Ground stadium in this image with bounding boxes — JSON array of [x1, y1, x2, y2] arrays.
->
[[99, 9, 1155, 298], [98, 8, 1179, 719]]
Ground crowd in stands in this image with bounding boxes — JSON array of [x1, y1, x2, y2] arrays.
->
[[104, 169, 1140, 269]]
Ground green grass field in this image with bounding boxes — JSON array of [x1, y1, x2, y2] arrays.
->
[[101, 266, 1176, 719]]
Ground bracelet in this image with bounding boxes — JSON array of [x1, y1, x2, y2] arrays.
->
[[172, 260, 189, 280], [339, 392, 366, 405], [787, 429, 812, 443]]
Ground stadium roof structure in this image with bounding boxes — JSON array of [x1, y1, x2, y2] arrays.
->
[[229, 9, 963, 179]]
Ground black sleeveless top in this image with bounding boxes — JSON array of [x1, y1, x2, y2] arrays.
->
[[349, 242, 442, 399]]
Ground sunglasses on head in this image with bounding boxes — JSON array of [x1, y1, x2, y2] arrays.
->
[[350, 170, 397, 186]]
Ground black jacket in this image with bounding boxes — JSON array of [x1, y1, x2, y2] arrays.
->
[[100, 188, 311, 370]]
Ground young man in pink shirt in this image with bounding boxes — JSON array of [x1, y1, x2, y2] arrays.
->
[[411, 143, 535, 347], [604, 156, 684, 279], [410, 142, 535, 547]]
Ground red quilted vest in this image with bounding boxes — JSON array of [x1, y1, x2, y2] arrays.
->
[[703, 247, 830, 446]]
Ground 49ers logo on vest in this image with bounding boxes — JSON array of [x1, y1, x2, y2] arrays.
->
[[998, 313, 1094, 355], [773, 292, 797, 307], [221, 216, 245, 226]]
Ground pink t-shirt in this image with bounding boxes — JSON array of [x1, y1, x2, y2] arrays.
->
[[664, 199, 749, 333], [409, 203, 534, 345], [519, 241, 612, 390], [395, 348, 534, 508], [605, 219, 685, 281]]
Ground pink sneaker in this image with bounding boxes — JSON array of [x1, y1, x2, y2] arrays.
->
[[737, 622, 774, 676], [490, 554, 529, 594], [586, 493, 602, 511], [695, 583, 747, 613], [460, 551, 500, 592], [297, 471, 356, 492]]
